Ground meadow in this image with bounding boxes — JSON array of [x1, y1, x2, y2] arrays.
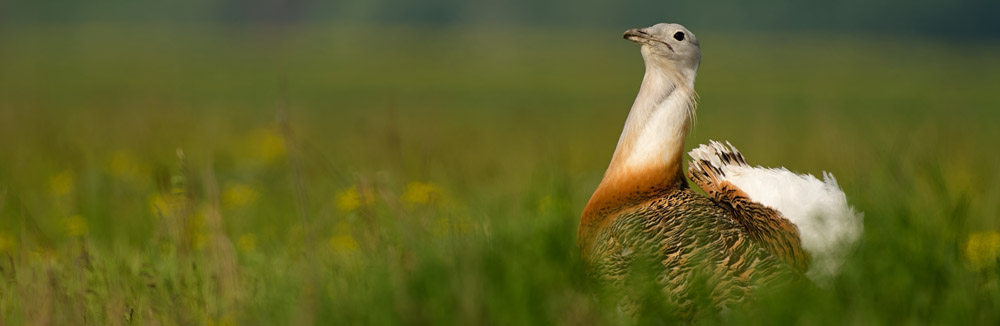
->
[[0, 24, 999, 324]]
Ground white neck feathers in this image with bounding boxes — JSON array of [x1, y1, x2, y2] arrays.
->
[[607, 64, 696, 178]]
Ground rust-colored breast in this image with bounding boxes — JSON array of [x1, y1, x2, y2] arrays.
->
[[578, 164, 686, 256]]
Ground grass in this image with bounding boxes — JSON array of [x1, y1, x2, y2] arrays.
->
[[0, 24, 999, 324]]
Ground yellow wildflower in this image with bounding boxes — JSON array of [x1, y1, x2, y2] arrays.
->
[[108, 150, 149, 182], [63, 215, 89, 237], [149, 192, 184, 218], [330, 221, 358, 253], [49, 170, 75, 196], [329, 234, 358, 252], [191, 232, 209, 251], [335, 186, 361, 212], [223, 183, 259, 209], [401, 181, 441, 208], [0, 233, 15, 253], [237, 233, 257, 253], [246, 128, 286, 164], [966, 231, 1000, 269], [29, 248, 57, 263]]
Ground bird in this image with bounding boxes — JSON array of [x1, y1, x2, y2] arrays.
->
[[577, 23, 862, 317]]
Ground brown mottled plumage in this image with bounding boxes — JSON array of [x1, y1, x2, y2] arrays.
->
[[585, 189, 796, 316]]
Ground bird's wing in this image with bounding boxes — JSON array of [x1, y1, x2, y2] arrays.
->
[[687, 141, 811, 273]]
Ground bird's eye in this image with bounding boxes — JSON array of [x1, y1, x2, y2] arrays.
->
[[673, 32, 685, 41]]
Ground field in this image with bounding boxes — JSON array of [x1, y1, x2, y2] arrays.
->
[[1, 25, 999, 324]]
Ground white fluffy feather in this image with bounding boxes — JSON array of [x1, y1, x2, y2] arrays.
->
[[689, 141, 863, 279]]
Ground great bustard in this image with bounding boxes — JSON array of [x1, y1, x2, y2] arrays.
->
[[578, 23, 862, 315]]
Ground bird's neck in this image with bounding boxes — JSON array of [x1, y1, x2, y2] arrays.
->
[[607, 65, 696, 177], [579, 64, 697, 254]]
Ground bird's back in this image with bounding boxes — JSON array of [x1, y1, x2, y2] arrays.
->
[[585, 188, 795, 317]]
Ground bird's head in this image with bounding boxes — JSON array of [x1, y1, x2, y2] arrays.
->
[[624, 23, 701, 78]]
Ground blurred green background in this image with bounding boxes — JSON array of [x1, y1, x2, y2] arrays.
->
[[1, 1, 999, 325]]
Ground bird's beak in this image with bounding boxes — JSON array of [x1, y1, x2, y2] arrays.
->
[[623, 28, 673, 51], [623, 28, 650, 43]]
